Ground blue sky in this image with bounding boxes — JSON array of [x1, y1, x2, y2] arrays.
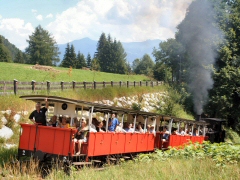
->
[[0, 0, 192, 50]]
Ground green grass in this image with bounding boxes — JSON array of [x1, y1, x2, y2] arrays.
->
[[0, 62, 151, 82]]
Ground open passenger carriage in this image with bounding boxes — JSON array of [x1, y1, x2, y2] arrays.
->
[[18, 95, 212, 167]]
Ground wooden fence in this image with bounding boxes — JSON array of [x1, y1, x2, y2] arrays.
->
[[0, 80, 164, 95]]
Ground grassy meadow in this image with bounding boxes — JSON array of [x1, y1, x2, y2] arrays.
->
[[0, 62, 151, 82]]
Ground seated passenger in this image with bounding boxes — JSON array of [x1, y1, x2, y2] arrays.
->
[[115, 123, 126, 133], [149, 125, 155, 134], [91, 118, 98, 130], [172, 129, 178, 135], [124, 122, 134, 132], [162, 126, 170, 142], [74, 118, 89, 155], [96, 121, 105, 132], [48, 115, 58, 127], [146, 125, 150, 133], [180, 128, 185, 136], [136, 123, 144, 133], [193, 128, 199, 136], [58, 116, 69, 128]]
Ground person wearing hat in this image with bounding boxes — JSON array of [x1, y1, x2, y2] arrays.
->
[[74, 117, 89, 155]]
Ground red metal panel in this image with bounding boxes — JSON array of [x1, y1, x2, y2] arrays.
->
[[110, 133, 125, 154], [87, 132, 96, 156], [136, 133, 148, 152], [146, 133, 155, 151], [92, 132, 112, 156], [19, 124, 36, 151], [36, 126, 73, 156], [124, 133, 138, 153], [154, 132, 162, 149]]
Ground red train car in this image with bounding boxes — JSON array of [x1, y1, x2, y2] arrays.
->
[[18, 95, 209, 165]]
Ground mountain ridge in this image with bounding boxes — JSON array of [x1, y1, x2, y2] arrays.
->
[[58, 38, 161, 64]]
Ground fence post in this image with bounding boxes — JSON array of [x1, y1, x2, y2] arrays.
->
[[140, 81, 142, 87], [13, 79, 18, 95], [134, 81, 136, 87], [72, 81, 76, 90], [31, 80, 36, 92], [119, 81, 122, 87], [156, 81, 159, 86], [94, 81, 96, 89], [61, 81, 64, 91], [83, 81, 86, 89], [146, 81, 148, 86], [151, 81, 154, 87], [111, 81, 113, 87], [103, 81, 106, 88], [127, 81, 129, 88], [47, 81, 50, 93]]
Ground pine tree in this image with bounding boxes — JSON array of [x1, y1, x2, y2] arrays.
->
[[14, 50, 25, 63], [61, 43, 72, 68], [86, 53, 92, 68], [25, 25, 60, 65], [96, 33, 128, 74], [69, 44, 77, 68], [0, 36, 12, 62], [76, 51, 87, 69]]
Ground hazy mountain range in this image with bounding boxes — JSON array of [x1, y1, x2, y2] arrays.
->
[[58, 38, 161, 64]]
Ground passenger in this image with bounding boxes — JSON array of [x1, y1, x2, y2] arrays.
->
[[59, 116, 69, 128], [29, 98, 48, 126], [96, 121, 105, 132], [74, 118, 89, 155], [108, 113, 119, 132], [193, 128, 199, 136], [136, 123, 144, 133], [162, 126, 170, 142], [149, 125, 155, 134], [172, 129, 178, 135], [180, 128, 185, 136], [48, 115, 58, 127], [91, 118, 98, 130], [124, 122, 134, 132], [72, 117, 80, 128], [146, 125, 150, 133], [115, 123, 126, 133]]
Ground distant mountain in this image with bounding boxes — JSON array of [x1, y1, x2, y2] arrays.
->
[[58, 38, 161, 65]]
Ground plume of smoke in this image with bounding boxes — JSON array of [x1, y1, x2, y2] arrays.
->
[[177, 0, 223, 115]]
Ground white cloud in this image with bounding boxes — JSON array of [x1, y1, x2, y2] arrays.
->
[[0, 15, 2, 19], [47, 0, 192, 44], [0, 18, 34, 50], [46, 13, 53, 19], [31, 9, 37, 13], [36, 15, 43, 21]]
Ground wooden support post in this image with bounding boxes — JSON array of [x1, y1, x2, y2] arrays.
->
[[61, 81, 64, 91], [119, 81, 122, 87], [134, 81, 136, 87], [47, 81, 50, 93], [111, 81, 113, 87], [103, 81, 106, 88], [140, 81, 142, 87], [94, 81, 96, 89], [83, 81, 86, 89], [127, 81, 129, 88], [72, 81, 76, 90], [13, 79, 18, 95], [146, 81, 148, 86], [31, 80, 36, 92]]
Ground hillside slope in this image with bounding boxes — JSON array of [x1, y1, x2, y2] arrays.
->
[[0, 62, 150, 82]]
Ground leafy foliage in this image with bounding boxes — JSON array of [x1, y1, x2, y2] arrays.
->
[[0, 36, 12, 62], [137, 141, 240, 167], [25, 25, 60, 65], [96, 33, 128, 74], [134, 54, 154, 76]]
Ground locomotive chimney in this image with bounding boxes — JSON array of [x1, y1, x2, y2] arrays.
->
[[196, 115, 201, 121]]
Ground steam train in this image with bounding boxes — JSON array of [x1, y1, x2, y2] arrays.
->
[[17, 95, 225, 171]]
